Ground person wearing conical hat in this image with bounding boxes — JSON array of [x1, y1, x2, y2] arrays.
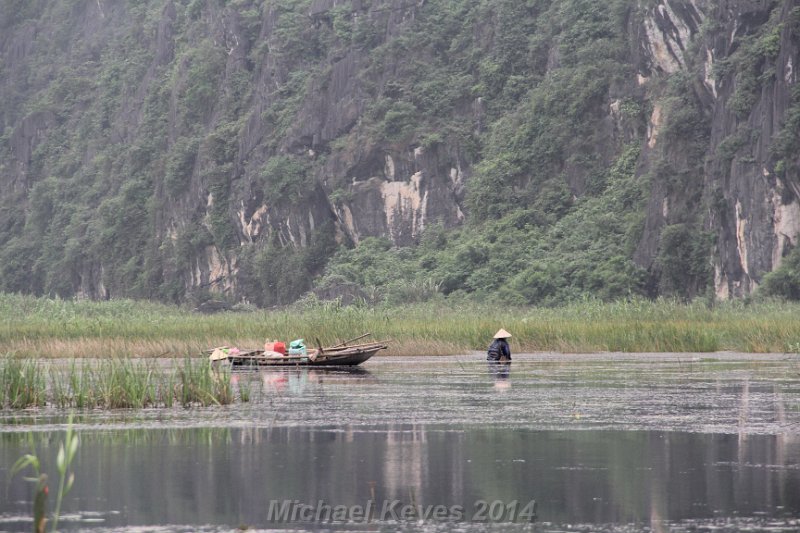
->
[[487, 328, 512, 362]]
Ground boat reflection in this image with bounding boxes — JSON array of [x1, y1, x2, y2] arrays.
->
[[232, 366, 378, 394]]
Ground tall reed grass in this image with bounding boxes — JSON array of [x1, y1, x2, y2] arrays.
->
[[1, 293, 799, 357], [1, 358, 46, 408], [0, 356, 236, 409]]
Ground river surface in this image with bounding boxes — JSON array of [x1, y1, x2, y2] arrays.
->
[[2, 353, 800, 532]]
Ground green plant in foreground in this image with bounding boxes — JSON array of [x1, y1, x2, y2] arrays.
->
[[9, 415, 79, 532]]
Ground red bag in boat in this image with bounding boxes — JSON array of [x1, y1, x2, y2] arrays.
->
[[265, 341, 287, 355]]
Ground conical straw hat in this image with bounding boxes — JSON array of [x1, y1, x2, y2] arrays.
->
[[493, 328, 512, 339]]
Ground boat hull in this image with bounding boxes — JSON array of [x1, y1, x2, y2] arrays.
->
[[223, 344, 387, 368]]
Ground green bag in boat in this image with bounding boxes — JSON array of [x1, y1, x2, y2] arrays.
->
[[288, 339, 307, 355]]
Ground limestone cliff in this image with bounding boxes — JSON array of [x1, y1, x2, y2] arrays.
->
[[0, 0, 798, 304], [633, 0, 800, 298]]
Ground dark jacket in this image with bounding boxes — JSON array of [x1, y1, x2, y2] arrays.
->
[[487, 338, 511, 361]]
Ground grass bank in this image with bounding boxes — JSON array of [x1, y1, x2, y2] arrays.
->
[[1, 294, 799, 358]]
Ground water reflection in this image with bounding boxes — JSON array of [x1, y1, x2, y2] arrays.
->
[[3, 356, 800, 531], [2, 427, 799, 530], [488, 362, 511, 390], [232, 367, 378, 396]]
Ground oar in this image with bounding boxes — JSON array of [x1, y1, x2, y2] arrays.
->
[[329, 333, 371, 348]]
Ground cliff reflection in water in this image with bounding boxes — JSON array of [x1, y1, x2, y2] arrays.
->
[[2, 425, 799, 529]]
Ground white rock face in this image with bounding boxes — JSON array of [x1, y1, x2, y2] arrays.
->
[[381, 171, 428, 241], [704, 49, 717, 97], [771, 190, 800, 269], [643, 17, 682, 74], [647, 104, 663, 149], [643, 4, 684, 73], [384, 155, 396, 180], [715, 265, 729, 301], [641, 0, 706, 76], [338, 204, 357, 244], [239, 204, 269, 242], [735, 199, 750, 278], [194, 245, 237, 293]]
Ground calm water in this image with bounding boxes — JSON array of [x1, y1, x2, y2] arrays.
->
[[2, 354, 800, 532]]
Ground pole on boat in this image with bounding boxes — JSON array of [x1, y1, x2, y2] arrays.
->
[[330, 333, 371, 349]]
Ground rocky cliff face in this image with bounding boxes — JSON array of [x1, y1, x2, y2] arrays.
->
[[1, 0, 798, 304], [633, 0, 800, 298]]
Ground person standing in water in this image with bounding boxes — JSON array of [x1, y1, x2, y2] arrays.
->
[[487, 329, 512, 362]]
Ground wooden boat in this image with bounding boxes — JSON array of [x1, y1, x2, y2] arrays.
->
[[208, 334, 388, 368]]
